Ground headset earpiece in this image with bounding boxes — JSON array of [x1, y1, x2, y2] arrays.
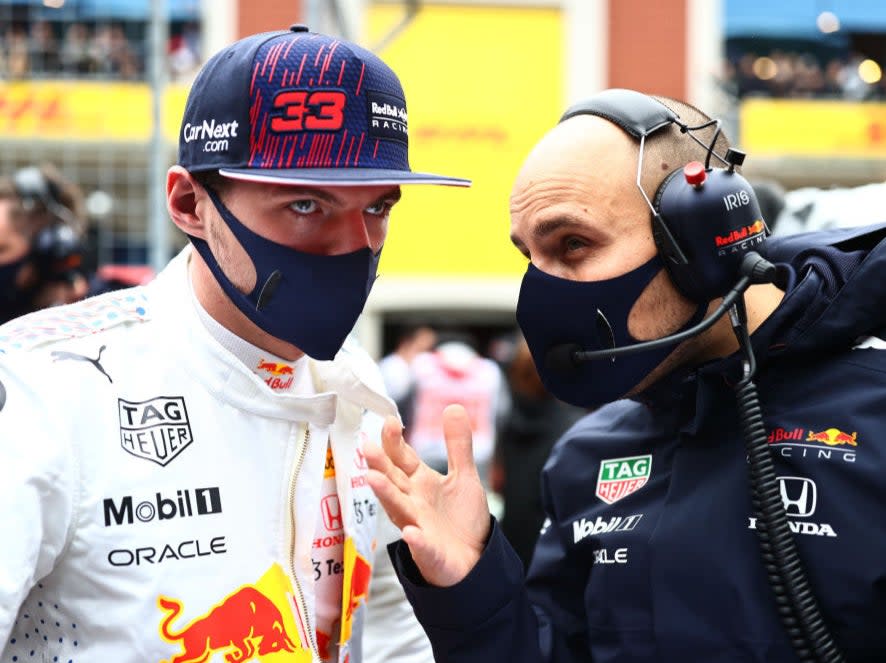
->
[[650, 168, 689, 269], [653, 158, 768, 303]]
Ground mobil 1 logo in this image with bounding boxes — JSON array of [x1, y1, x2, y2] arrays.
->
[[104, 487, 222, 526], [118, 396, 193, 466]]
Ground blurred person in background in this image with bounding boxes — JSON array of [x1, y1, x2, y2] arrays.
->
[[379, 323, 438, 431], [3, 24, 31, 78], [27, 19, 59, 75], [59, 21, 95, 75], [87, 262, 156, 296], [406, 331, 509, 484], [489, 334, 585, 569], [0, 164, 89, 323]]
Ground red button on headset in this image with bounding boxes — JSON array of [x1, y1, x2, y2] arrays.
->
[[683, 161, 706, 187]]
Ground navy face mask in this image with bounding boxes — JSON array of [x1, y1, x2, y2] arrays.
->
[[189, 187, 380, 360], [516, 256, 705, 409], [0, 255, 32, 324]]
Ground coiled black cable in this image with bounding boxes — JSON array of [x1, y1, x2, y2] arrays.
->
[[729, 261, 846, 663]]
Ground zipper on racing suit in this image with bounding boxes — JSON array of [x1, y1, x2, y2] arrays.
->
[[288, 423, 321, 661]]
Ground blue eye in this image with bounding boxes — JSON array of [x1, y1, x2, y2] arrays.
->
[[365, 201, 392, 216], [564, 237, 586, 251], [290, 199, 318, 214]]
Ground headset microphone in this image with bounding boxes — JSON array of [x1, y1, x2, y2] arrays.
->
[[545, 252, 781, 373]]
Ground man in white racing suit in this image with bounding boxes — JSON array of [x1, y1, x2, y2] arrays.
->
[[0, 24, 469, 663]]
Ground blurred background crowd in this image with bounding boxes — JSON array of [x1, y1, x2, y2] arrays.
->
[[0, 18, 201, 81], [722, 49, 886, 100]]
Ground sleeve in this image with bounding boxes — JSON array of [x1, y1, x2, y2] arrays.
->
[[386, 516, 590, 663], [363, 509, 435, 663], [389, 460, 591, 663], [0, 357, 76, 647]]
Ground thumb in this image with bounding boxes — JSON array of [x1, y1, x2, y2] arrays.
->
[[442, 404, 478, 477]]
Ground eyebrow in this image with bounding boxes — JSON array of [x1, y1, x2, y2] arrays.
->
[[373, 186, 402, 206]]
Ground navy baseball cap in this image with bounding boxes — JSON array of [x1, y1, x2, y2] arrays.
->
[[179, 25, 470, 187]]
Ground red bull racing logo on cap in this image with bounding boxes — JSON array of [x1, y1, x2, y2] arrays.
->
[[595, 454, 652, 505]]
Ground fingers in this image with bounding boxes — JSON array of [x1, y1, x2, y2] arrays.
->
[[362, 427, 411, 494], [381, 416, 422, 477], [442, 404, 478, 478], [365, 468, 419, 530]]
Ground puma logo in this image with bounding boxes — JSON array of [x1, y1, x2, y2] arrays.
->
[[51, 345, 113, 383]]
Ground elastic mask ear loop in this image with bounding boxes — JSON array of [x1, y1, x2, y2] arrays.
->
[[203, 185, 284, 311]]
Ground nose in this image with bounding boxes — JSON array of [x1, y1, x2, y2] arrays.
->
[[334, 209, 379, 255], [529, 257, 565, 279]]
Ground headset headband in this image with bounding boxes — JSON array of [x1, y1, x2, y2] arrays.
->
[[559, 88, 680, 138]]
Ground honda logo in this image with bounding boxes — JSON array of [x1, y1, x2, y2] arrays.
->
[[321, 495, 344, 532], [777, 476, 817, 518]]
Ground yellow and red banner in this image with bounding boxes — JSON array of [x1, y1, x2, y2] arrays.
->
[[0, 80, 188, 142], [741, 98, 886, 157]]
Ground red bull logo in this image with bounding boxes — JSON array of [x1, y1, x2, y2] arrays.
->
[[257, 360, 295, 391], [714, 219, 767, 248], [257, 360, 295, 376], [746, 220, 766, 234], [767, 425, 858, 464], [158, 587, 297, 663], [806, 428, 858, 447]]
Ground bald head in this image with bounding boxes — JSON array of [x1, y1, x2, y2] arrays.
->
[[512, 114, 639, 203]]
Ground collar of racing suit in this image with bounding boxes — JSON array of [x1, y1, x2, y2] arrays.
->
[[154, 246, 399, 425]]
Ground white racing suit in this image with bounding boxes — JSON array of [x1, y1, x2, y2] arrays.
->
[[0, 247, 432, 663]]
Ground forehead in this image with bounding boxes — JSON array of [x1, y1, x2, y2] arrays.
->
[[0, 197, 25, 233], [510, 116, 643, 226], [514, 115, 639, 189]]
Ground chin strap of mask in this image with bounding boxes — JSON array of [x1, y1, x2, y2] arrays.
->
[[730, 254, 846, 663]]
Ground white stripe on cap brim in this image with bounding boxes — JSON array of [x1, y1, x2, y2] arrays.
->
[[219, 168, 471, 187]]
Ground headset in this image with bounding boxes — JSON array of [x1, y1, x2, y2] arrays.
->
[[12, 166, 86, 284], [561, 89, 766, 302], [551, 89, 846, 663]]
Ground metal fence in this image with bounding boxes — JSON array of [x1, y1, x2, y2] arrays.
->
[[0, 0, 201, 270]]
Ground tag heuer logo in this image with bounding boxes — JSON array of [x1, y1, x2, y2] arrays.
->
[[596, 454, 652, 504], [118, 396, 193, 466]]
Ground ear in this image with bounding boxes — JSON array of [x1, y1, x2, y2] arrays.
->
[[167, 166, 208, 240]]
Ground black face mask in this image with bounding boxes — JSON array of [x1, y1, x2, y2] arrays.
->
[[516, 256, 705, 409], [189, 187, 381, 360], [0, 255, 34, 324]]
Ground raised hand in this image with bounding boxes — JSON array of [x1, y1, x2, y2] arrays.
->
[[363, 404, 492, 587]]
